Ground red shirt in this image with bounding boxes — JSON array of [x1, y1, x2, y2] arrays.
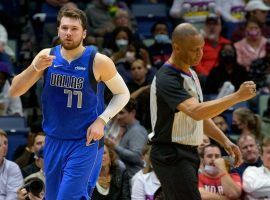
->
[[196, 37, 230, 76], [198, 172, 241, 195]]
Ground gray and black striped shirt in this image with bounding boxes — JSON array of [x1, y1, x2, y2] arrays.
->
[[150, 63, 203, 146]]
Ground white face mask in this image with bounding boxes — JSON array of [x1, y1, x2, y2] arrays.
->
[[115, 39, 128, 50], [125, 51, 136, 63], [204, 165, 219, 175]]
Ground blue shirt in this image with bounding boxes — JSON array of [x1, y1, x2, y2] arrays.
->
[[41, 45, 105, 139]]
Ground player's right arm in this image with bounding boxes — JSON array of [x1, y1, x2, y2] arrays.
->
[[177, 81, 256, 121], [9, 48, 54, 97]]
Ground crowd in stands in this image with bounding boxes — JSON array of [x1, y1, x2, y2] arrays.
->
[[1, 0, 270, 199]]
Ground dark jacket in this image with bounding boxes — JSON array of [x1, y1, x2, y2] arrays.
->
[[91, 166, 131, 200]]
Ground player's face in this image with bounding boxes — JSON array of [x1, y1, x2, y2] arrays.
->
[[58, 16, 86, 50], [176, 34, 204, 66], [203, 146, 221, 166]]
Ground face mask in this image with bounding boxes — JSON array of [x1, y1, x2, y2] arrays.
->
[[125, 51, 136, 63], [102, 0, 115, 6], [220, 51, 236, 62], [115, 39, 128, 50], [204, 165, 219, 175], [155, 34, 170, 44], [246, 30, 261, 39], [231, 124, 242, 134]]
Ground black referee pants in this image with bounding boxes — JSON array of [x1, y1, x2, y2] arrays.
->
[[150, 143, 201, 200]]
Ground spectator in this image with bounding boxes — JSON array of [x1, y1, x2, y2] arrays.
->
[[105, 98, 148, 178], [234, 17, 267, 72], [127, 59, 151, 94], [232, 0, 270, 42], [0, 129, 23, 199], [199, 144, 242, 200], [217, 0, 246, 23], [148, 21, 172, 69], [91, 143, 130, 200], [249, 40, 270, 93], [232, 107, 262, 140], [0, 62, 23, 116], [196, 14, 230, 78], [103, 9, 139, 47], [21, 132, 45, 178], [231, 134, 263, 178], [169, 0, 218, 29], [17, 147, 45, 200], [85, 0, 120, 38], [106, 26, 134, 63], [204, 43, 248, 95], [131, 145, 161, 200], [242, 136, 270, 200]]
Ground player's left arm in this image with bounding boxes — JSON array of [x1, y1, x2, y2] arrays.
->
[[86, 53, 130, 145], [203, 119, 242, 167]]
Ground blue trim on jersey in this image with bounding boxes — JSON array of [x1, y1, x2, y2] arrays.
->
[[41, 45, 105, 139]]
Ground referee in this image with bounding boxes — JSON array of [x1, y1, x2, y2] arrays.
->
[[149, 23, 257, 200]]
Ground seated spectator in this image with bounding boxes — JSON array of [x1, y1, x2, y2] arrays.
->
[[249, 40, 270, 93], [17, 146, 45, 200], [197, 135, 211, 172], [234, 17, 267, 71], [216, 0, 246, 39], [232, 107, 262, 140], [231, 134, 263, 178], [127, 59, 151, 94], [14, 131, 36, 169], [204, 43, 248, 95], [131, 145, 160, 200], [0, 129, 23, 199], [105, 26, 134, 63], [103, 9, 139, 47], [105, 98, 148, 178], [85, 0, 130, 38], [199, 144, 242, 200], [148, 21, 172, 69], [232, 0, 270, 42], [91, 143, 130, 200], [0, 23, 15, 60], [217, 0, 246, 23], [196, 14, 230, 78], [169, 0, 218, 29], [116, 41, 154, 83], [21, 132, 45, 178], [242, 136, 270, 199], [0, 62, 23, 116]]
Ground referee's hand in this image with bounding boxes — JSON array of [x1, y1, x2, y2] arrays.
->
[[86, 118, 105, 146], [223, 140, 242, 167]]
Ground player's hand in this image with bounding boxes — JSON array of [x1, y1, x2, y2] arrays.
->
[[223, 140, 242, 167], [33, 55, 55, 71], [86, 117, 105, 146], [235, 81, 256, 101]]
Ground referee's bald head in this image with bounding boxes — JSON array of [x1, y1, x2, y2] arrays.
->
[[172, 23, 200, 44]]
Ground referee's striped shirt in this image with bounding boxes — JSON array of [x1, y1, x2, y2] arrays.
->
[[150, 63, 204, 146]]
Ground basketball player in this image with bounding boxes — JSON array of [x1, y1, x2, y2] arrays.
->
[[9, 7, 129, 200], [149, 23, 256, 200]]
